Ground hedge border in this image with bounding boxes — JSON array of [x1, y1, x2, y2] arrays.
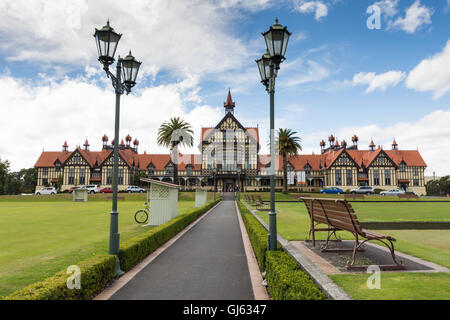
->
[[237, 201, 327, 300], [3, 200, 219, 300]]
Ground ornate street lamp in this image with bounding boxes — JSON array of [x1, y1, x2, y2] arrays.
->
[[237, 167, 242, 201], [257, 19, 291, 252], [212, 167, 217, 201], [94, 21, 141, 276]]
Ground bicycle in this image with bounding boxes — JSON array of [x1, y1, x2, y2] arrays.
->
[[134, 202, 150, 224]]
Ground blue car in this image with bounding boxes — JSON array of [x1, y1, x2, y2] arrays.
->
[[320, 187, 344, 194]]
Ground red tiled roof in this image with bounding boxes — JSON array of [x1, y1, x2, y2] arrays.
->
[[34, 151, 71, 168], [385, 150, 427, 167]]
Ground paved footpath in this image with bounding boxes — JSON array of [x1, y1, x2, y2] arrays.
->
[[110, 194, 254, 300]]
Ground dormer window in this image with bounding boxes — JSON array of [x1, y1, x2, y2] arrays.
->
[[304, 164, 311, 175], [400, 162, 406, 172], [73, 155, 81, 162], [186, 165, 193, 176], [148, 165, 155, 176], [165, 165, 174, 176]]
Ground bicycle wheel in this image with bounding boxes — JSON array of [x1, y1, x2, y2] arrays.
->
[[134, 210, 148, 224]]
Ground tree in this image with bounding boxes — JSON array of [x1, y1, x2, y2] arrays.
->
[[157, 117, 194, 185], [0, 157, 11, 195], [277, 128, 302, 194], [56, 174, 63, 192]]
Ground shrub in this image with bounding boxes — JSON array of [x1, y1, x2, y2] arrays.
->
[[3, 254, 116, 300], [265, 251, 327, 300], [237, 201, 268, 269], [119, 200, 219, 271]]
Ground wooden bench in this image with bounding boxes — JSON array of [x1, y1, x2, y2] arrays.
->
[[344, 194, 365, 200], [254, 195, 270, 211], [398, 193, 419, 200], [301, 197, 404, 270]]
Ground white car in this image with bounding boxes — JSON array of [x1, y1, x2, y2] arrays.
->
[[350, 186, 375, 195], [36, 187, 57, 195], [82, 185, 100, 194], [126, 186, 146, 193], [380, 189, 406, 196]]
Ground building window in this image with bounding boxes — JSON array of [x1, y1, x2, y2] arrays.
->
[[305, 165, 311, 175], [400, 163, 406, 172], [261, 179, 270, 186], [43, 168, 48, 176], [55, 165, 61, 173], [187, 166, 193, 176], [148, 165, 155, 176], [118, 168, 124, 185], [106, 168, 112, 185], [166, 165, 174, 176], [373, 169, 380, 186], [346, 170, 353, 186], [335, 169, 342, 186], [73, 155, 81, 162], [79, 168, 86, 185], [413, 168, 419, 176], [68, 168, 75, 185], [385, 169, 391, 185], [413, 179, 419, 187]]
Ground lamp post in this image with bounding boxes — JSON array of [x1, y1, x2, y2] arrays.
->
[[237, 167, 241, 201], [256, 19, 291, 251], [94, 21, 142, 276], [212, 167, 217, 201]]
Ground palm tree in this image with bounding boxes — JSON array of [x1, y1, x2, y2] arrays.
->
[[157, 117, 194, 185], [277, 128, 302, 194]]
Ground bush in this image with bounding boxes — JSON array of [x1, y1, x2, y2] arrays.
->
[[237, 201, 268, 269], [265, 251, 327, 300], [374, 188, 383, 194], [119, 200, 219, 271], [3, 254, 116, 300]]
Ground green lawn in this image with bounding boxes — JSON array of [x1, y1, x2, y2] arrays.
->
[[330, 272, 450, 300], [0, 197, 198, 297], [244, 198, 450, 299]]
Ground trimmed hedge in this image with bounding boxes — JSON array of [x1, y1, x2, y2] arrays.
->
[[119, 200, 219, 271], [237, 201, 269, 269], [265, 251, 327, 300], [238, 201, 327, 300], [3, 254, 116, 300]]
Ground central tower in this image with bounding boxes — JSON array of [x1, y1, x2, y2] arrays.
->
[[224, 89, 235, 115]]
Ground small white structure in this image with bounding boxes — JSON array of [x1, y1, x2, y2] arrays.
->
[[141, 178, 180, 226], [73, 189, 88, 202], [195, 188, 208, 208]]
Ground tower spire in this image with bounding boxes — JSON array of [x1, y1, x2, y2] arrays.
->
[[224, 89, 235, 115]]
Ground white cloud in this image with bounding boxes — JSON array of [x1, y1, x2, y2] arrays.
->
[[390, 0, 433, 33], [0, 74, 222, 171], [301, 109, 450, 175], [0, 0, 253, 79], [374, 0, 399, 17], [294, 1, 328, 21], [352, 70, 406, 93], [407, 39, 450, 99]]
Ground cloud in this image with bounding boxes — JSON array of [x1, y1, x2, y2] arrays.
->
[[390, 0, 433, 33], [0, 74, 222, 171], [301, 109, 450, 175], [294, 1, 328, 21], [373, 0, 399, 17], [407, 39, 450, 99], [0, 0, 253, 79], [352, 70, 406, 93]]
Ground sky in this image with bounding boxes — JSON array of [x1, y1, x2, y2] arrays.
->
[[0, 0, 449, 175]]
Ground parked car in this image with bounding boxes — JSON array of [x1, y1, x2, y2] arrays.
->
[[126, 185, 146, 193], [99, 188, 113, 194], [68, 186, 81, 194], [380, 189, 406, 196], [350, 186, 375, 195], [35, 187, 57, 195], [320, 187, 344, 194], [82, 185, 100, 194]]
